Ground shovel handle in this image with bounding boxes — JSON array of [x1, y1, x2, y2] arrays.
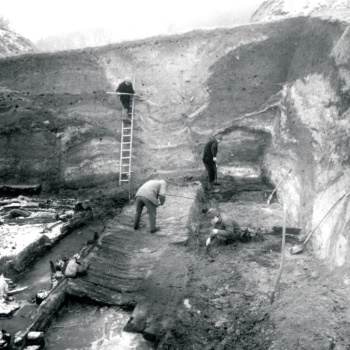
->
[[270, 204, 286, 304], [167, 193, 194, 200], [267, 169, 292, 203], [304, 193, 345, 245]]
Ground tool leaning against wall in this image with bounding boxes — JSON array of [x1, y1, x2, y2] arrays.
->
[[267, 169, 292, 204], [290, 192, 349, 255]]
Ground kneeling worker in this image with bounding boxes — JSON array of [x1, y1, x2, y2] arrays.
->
[[206, 208, 241, 246], [134, 179, 167, 234]]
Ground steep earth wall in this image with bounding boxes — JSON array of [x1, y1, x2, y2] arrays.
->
[[0, 17, 350, 267]]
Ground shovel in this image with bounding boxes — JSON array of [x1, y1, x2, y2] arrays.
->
[[270, 204, 286, 304], [290, 192, 346, 255], [167, 193, 194, 200], [267, 169, 292, 204]]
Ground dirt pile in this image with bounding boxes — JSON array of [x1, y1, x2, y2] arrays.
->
[[0, 29, 35, 58], [0, 16, 350, 266]]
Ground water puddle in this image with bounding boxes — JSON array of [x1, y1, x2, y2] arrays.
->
[[1, 203, 154, 350], [45, 302, 154, 350], [1, 228, 94, 336]]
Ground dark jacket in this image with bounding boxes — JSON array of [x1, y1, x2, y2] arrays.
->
[[116, 82, 135, 101], [203, 139, 219, 163], [214, 214, 240, 242]]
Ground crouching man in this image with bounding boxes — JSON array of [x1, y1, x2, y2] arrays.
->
[[206, 208, 248, 246], [134, 179, 167, 234]]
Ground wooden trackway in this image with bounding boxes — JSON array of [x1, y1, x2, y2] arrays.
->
[[67, 184, 201, 340]]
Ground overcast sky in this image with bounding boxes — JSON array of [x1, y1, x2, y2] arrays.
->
[[1, 0, 265, 43]]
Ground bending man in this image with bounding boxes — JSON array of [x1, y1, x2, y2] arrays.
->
[[134, 179, 167, 234]]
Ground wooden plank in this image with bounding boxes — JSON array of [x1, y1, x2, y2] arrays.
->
[[87, 267, 144, 283], [87, 263, 143, 280], [14, 280, 68, 348], [81, 272, 142, 293], [67, 279, 138, 307], [88, 257, 132, 270], [96, 244, 131, 257]]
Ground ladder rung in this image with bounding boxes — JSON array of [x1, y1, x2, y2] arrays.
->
[[121, 156, 131, 159], [123, 127, 132, 130]]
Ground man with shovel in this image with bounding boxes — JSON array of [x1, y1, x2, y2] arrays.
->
[[202, 134, 223, 191], [206, 208, 248, 246], [134, 179, 167, 234]]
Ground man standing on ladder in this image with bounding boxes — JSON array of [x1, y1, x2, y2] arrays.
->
[[116, 77, 135, 120]]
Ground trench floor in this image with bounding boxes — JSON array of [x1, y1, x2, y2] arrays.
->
[[4, 179, 350, 350], [68, 178, 350, 350], [67, 183, 198, 344]]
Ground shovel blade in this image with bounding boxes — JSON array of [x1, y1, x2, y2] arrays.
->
[[290, 244, 304, 255], [267, 193, 273, 204]]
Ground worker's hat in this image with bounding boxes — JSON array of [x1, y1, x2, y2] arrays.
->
[[207, 208, 220, 219]]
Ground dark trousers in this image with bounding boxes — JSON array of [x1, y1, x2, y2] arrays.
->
[[120, 96, 131, 109], [120, 97, 131, 117], [134, 196, 157, 231], [203, 160, 216, 183]]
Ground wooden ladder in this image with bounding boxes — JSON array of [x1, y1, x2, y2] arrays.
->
[[119, 79, 136, 186]]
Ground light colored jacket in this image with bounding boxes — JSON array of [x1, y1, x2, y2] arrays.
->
[[135, 180, 167, 206]]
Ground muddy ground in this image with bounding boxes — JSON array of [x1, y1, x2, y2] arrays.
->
[[154, 180, 350, 350], [99, 181, 350, 350], [3, 178, 350, 349]]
